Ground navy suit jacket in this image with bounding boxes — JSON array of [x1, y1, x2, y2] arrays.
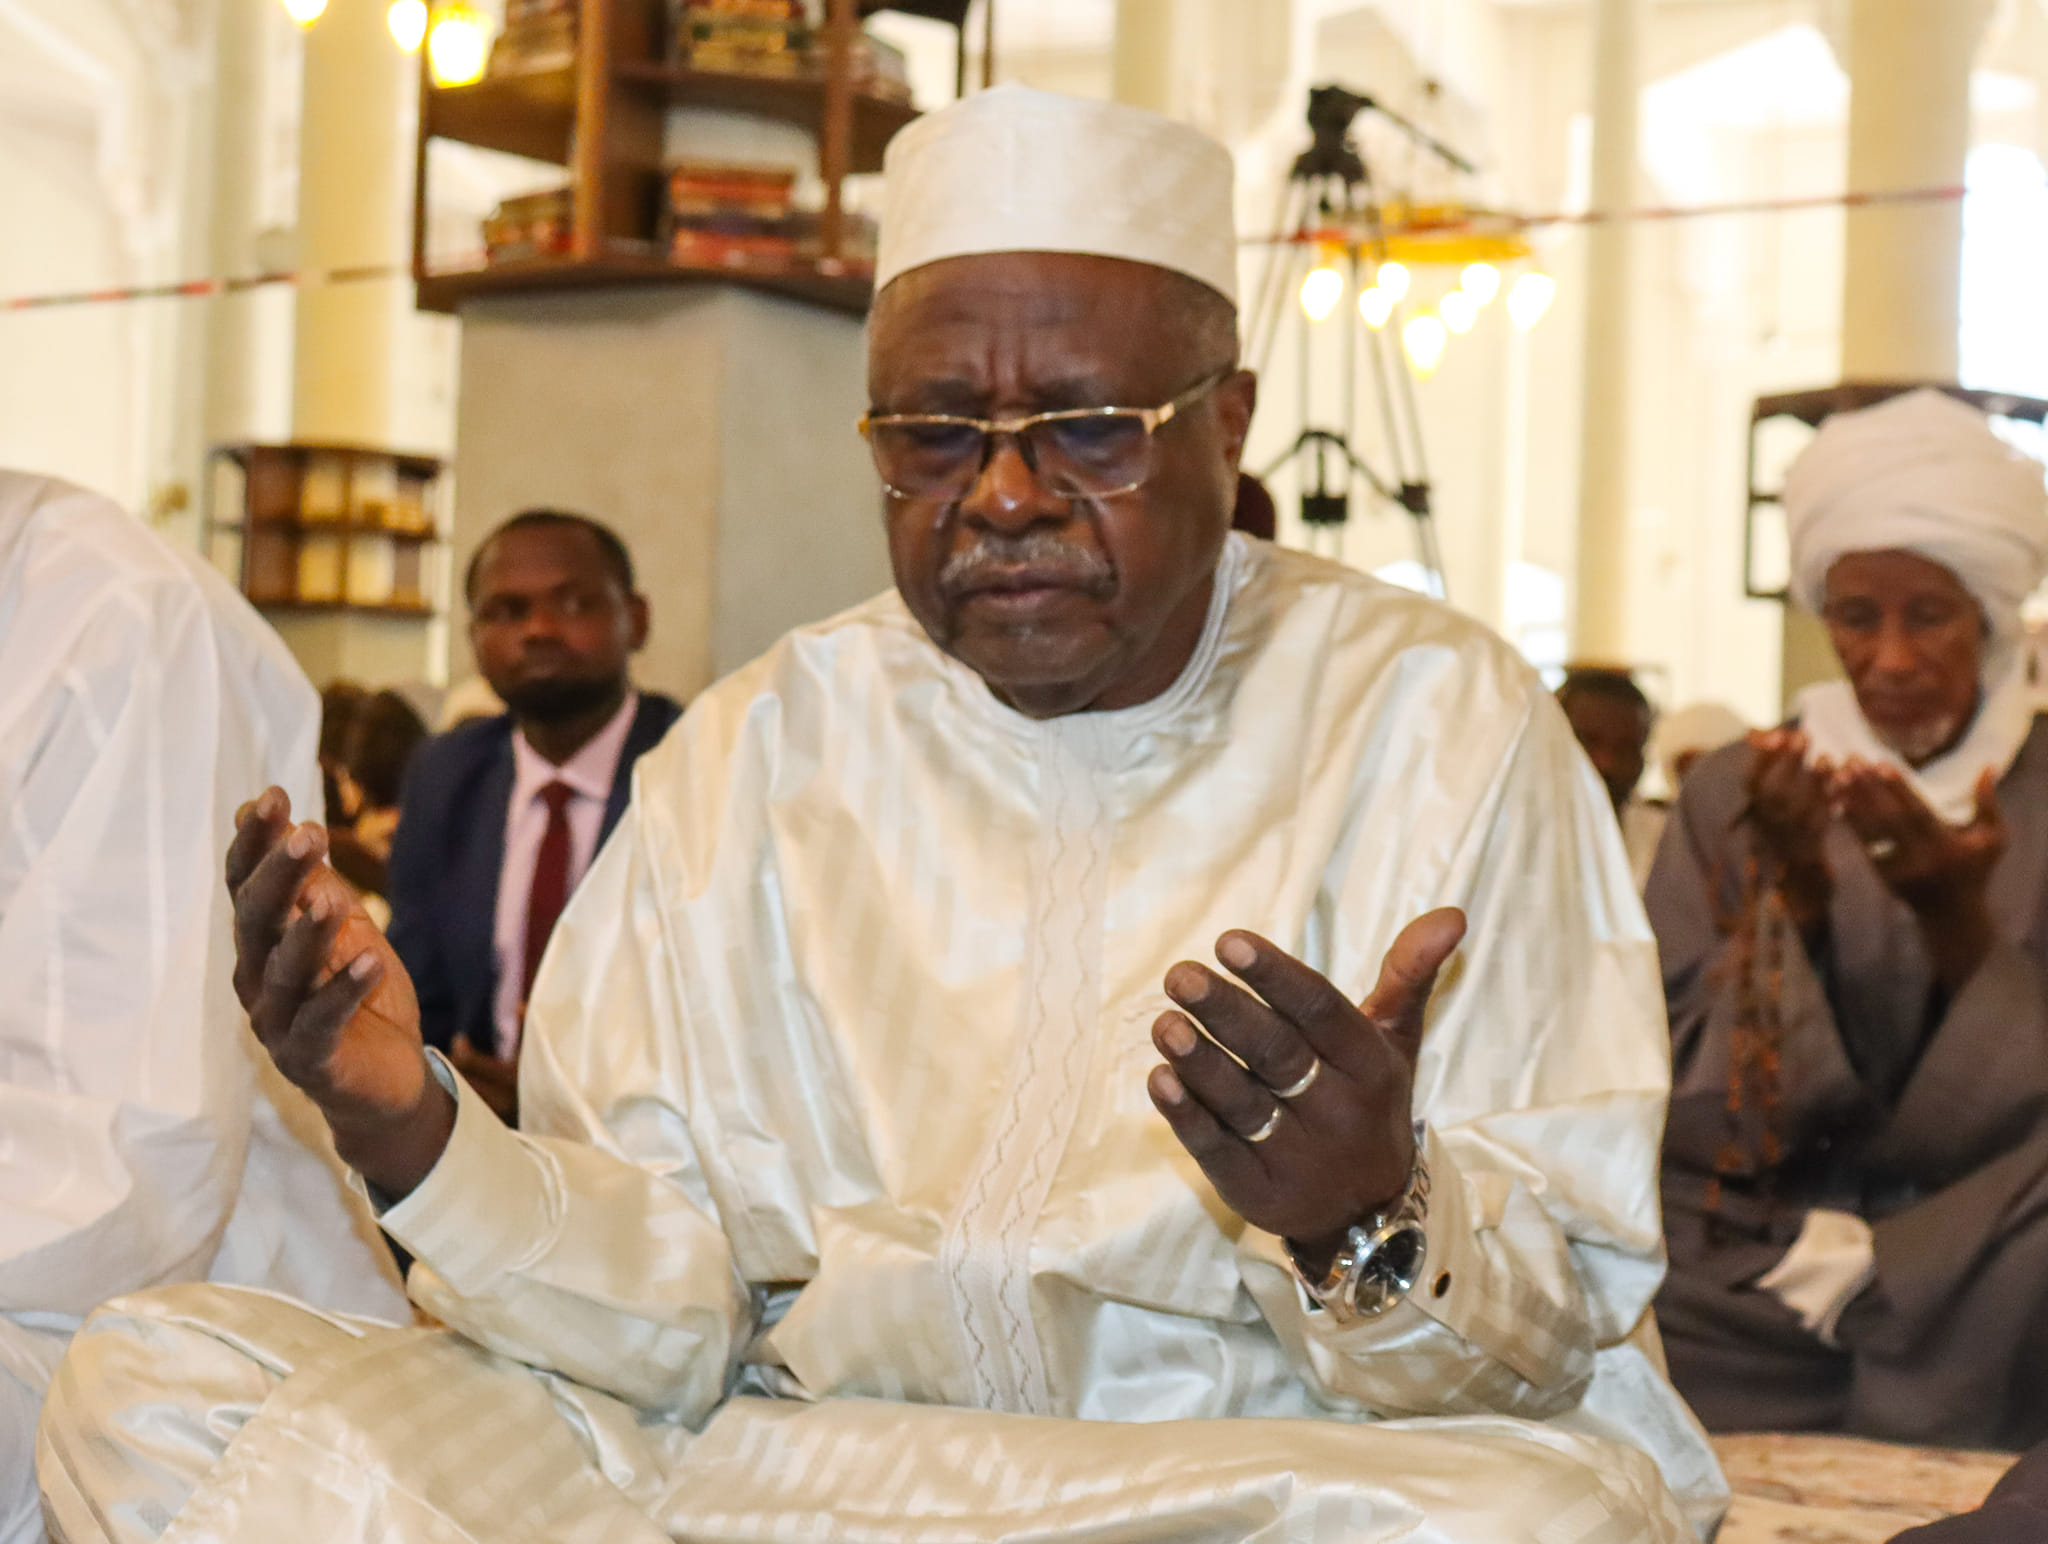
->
[[386, 692, 684, 1056]]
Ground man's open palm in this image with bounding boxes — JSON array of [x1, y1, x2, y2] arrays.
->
[[1147, 909, 1465, 1269], [228, 787, 450, 1194]]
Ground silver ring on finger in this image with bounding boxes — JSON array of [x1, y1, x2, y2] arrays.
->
[[1865, 837, 1898, 861], [1270, 1058, 1323, 1101], [1245, 1105, 1284, 1144]]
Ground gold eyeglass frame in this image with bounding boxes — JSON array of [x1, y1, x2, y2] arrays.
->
[[857, 368, 1234, 501]]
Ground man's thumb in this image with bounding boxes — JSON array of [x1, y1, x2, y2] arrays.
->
[[1360, 907, 1467, 1064]]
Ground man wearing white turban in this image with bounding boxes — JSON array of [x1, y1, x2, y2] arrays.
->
[[41, 87, 1720, 1542], [1648, 388, 2048, 1444]]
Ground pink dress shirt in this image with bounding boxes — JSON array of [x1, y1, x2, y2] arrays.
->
[[491, 692, 640, 1057]]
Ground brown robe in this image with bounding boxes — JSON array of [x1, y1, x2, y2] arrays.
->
[[1648, 719, 2048, 1447]]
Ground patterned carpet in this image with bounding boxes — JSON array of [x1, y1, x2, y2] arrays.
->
[[1715, 1434, 2017, 1543]]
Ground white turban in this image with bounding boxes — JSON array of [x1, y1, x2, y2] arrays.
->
[[875, 85, 1239, 305], [1785, 388, 2048, 643]]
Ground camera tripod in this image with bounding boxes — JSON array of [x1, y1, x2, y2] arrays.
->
[[1247, 85, 1472, 599]]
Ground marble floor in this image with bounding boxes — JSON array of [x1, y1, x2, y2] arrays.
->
[[1715, 1434, 2017, 1544]]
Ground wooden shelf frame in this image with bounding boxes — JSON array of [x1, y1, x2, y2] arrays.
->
[[204, 443, 451, 618], [413, 0, 983, 315]]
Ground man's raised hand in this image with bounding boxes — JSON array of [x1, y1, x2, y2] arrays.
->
[[228, 786, 454, 1197], [1147, 909, 1466, 1275]]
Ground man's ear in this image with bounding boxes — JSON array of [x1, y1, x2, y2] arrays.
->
[[628, 594, 651, 652], [1217, 368, 1258, 470]]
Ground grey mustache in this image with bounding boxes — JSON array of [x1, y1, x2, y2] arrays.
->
[[938, 533, 1114, 594]]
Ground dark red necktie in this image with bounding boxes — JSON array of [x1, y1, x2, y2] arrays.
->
[[522, 781, 577, 1010]]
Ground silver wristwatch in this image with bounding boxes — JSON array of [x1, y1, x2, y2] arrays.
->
[[1291, 1121, 1431, 1323]]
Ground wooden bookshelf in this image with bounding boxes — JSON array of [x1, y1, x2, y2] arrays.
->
[[205, 444, 448, 616], [414, 0, 981, 315]]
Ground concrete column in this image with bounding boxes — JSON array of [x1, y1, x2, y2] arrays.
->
[[291, 0, 412, 445], [1839, 0, 1991, 380], [1112, 0, 1177, 115], [1782, 0, 1993, 700], [201, 0, 282, 448], [1569, 0, 1644, 664]]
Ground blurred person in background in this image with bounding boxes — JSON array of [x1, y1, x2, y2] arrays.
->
[[324, 689, 428, 914], [1558, 665, 1662, 888], [383, 510, 680, 1123], [0, 472, 405, 1544], [319, 681, 368, 828], [1651, 390, 2048, 1448]]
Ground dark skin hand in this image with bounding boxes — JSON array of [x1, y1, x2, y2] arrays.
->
[[1149, 909, 1468, 1277], [227, 788, 454, 1198], [1746, 728, 1836, 939], [1835, 760, 2005, 990], [229, 779, 1470, 1244]]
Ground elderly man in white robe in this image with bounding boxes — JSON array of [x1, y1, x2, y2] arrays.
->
[[0, 473, 407, 1544], [39, 88, 1722, 1542], [1651, 389, 2048, 1446]]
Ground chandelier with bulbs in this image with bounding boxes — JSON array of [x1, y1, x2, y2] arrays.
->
[[1280, 211, 1556, 384], [278, 0, 496, 88], [1247, 85, 1559, 592]]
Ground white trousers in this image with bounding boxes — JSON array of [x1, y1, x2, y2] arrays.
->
[[39, 1284, 1694, 1544]]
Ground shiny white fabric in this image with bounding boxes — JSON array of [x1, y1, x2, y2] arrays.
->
[[875, 85, 1240, 303], [0, 474, 407, 1537], [40, 536, 1724, 1542], [1785, 388, 2048, 645]]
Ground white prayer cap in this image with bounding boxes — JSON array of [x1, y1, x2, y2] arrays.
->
[[874, 85, 1239, 305], [1785, 388, 2048, 642]]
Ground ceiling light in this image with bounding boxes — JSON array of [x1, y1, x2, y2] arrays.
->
[[1403, 314, 1448, 377], [389, 0, 429, 52], [428, 6, 492, 87], [1439, 289, 1479, 335], [1508, 271, 1557, 330], [1460, 262, 1501, 304], [1298, 265, 1345, 323]]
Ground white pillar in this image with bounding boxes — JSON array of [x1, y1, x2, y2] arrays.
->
[[1839, 0, 1991, 380], [1112, 0, 1177, 115], [1570, 0, 1644, 664], [202, 0, 283, 448], [291, 0, 413, 445], [1782, 0, 1993, 699]]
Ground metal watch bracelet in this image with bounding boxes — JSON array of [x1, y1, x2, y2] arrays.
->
[[1292, 1120, 1431, 1323]]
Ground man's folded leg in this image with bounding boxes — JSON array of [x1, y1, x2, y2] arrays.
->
[[39, 1283, 1692, 1544], [654, 1397, 1693, 1544], [36, 1284, 672, 1544]]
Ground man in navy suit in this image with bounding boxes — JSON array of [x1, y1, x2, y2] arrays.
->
[[385, 510, 682, 1121]]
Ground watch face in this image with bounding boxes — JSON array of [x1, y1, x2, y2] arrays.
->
[[1372, 1222, 1427, 1295], [1349, 1220, 1428, 1317]]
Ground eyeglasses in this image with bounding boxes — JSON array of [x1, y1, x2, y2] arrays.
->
[[858, 368, 1232, 503]]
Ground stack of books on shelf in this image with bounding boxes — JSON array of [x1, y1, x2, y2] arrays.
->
[[670, 0, 808, 77], [489, 0, 578, 75], [482, 188, 574, 265], [666, 161, 801, 267]]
